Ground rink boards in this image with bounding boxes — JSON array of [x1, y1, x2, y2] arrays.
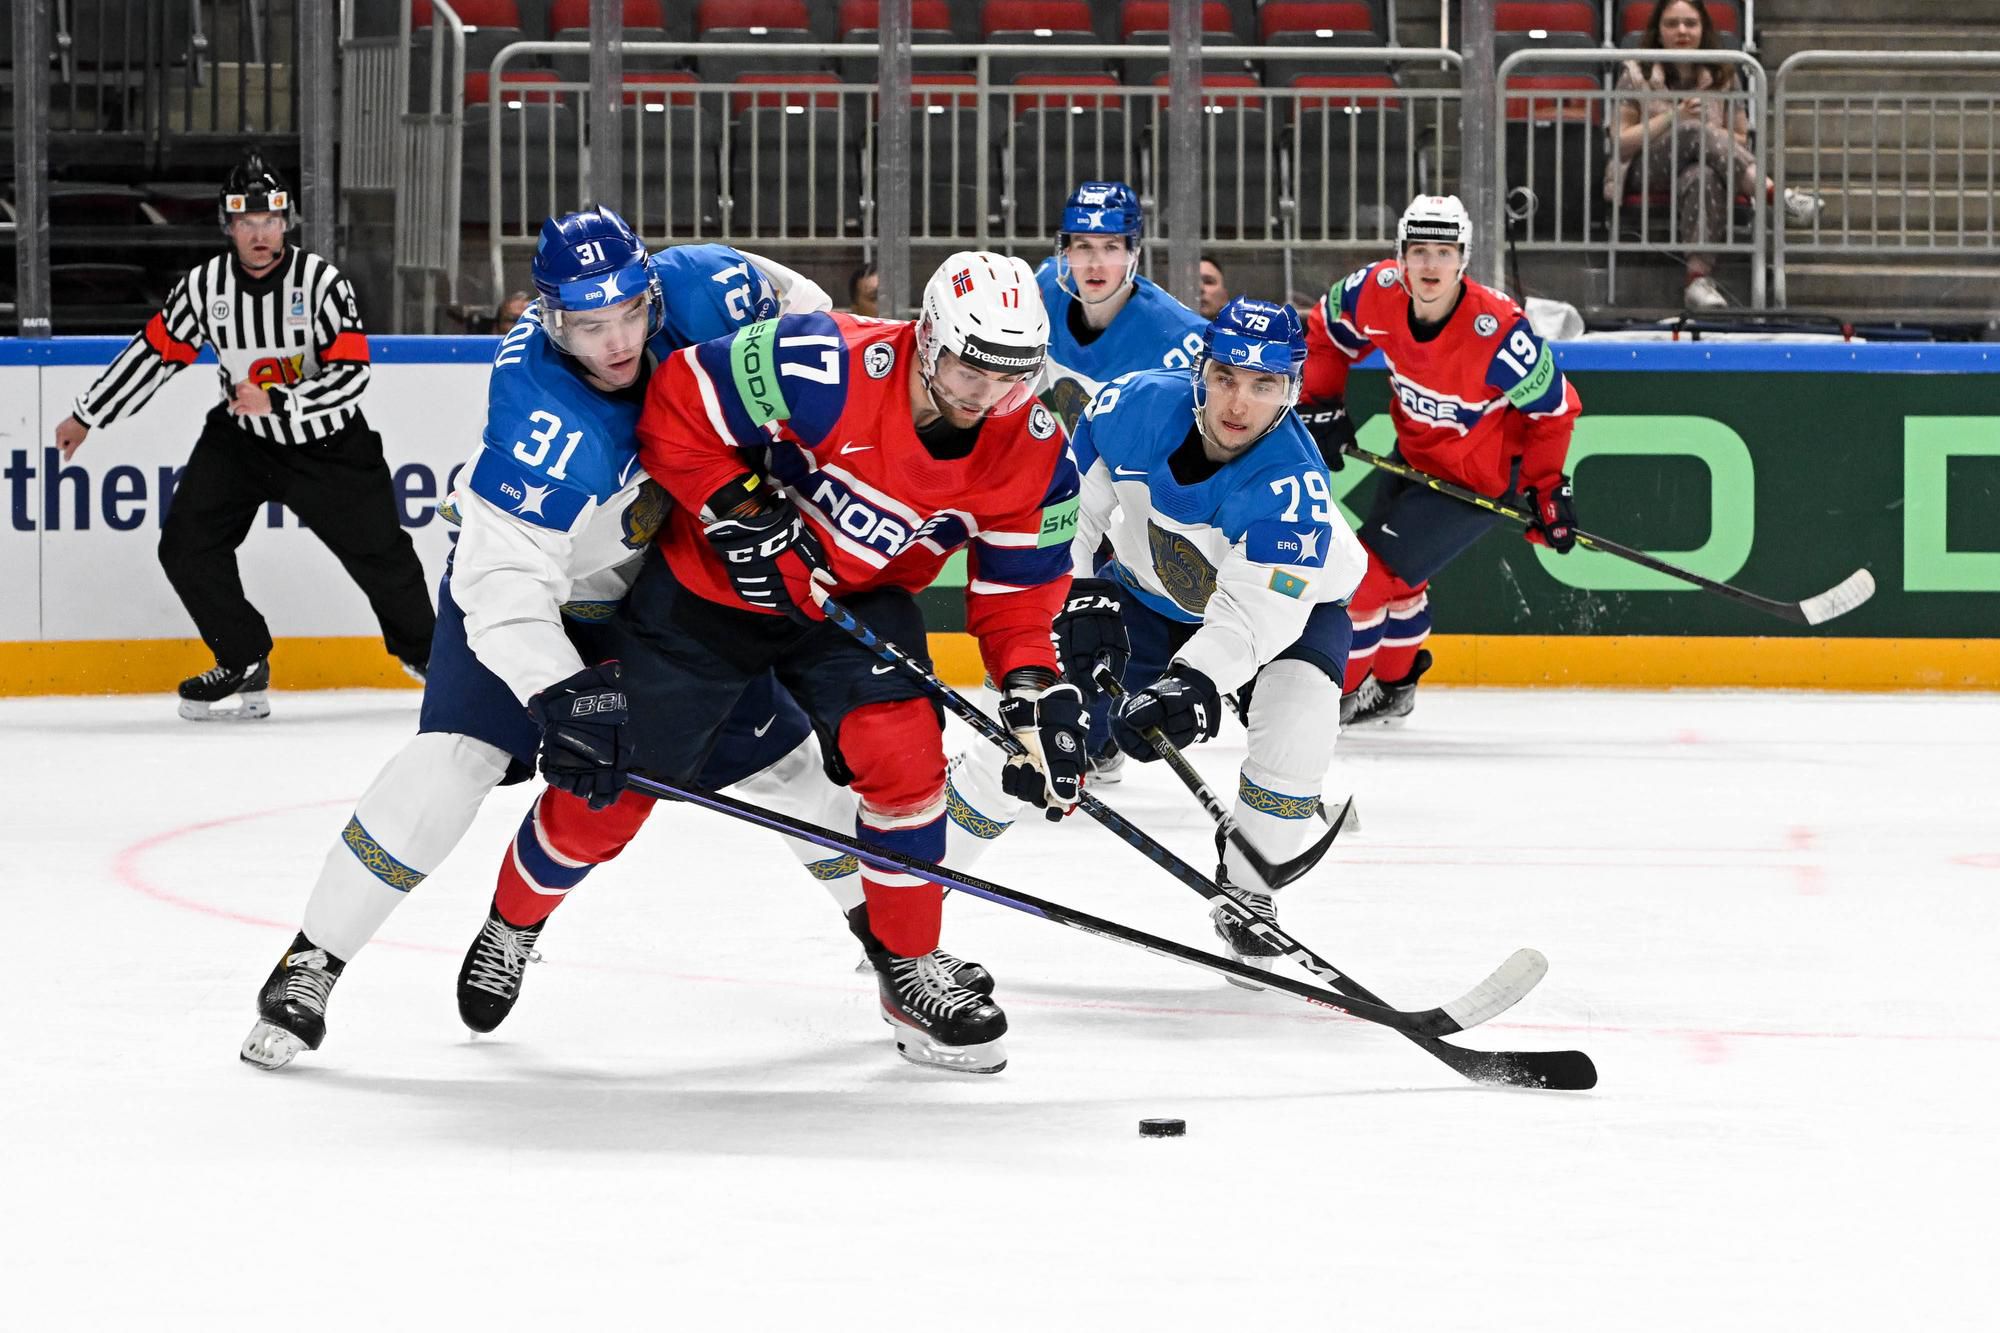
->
[[1, 337, 1995, 694]]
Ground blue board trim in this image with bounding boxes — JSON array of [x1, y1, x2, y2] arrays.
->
[[1, 335, 1994, 372]]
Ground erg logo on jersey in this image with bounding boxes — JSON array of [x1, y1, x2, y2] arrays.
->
[[1391, 377, 1486, 433]]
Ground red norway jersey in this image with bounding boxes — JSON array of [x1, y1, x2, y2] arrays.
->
[[638, 312, 1080, 681], [1303, 262, 1579, 496]]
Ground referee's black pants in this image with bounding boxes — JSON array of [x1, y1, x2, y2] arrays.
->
[[158, 406, 436, 671]]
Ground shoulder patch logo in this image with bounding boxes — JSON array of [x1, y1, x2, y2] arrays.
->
[[863, 341, 896, 380], [1474, 313, 1500, 337], [1376, 266, 1400, 289], [1027, 404, 1057, 440]]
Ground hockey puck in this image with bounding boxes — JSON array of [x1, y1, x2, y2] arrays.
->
[[1138, 1118, 1186, 1138]]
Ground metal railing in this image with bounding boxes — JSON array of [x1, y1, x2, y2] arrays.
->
[[50, 0, 296, 142], [1497, 47, 1768, 307], [1772, 50, 2000, 306], [477, 41, 1459, 302]]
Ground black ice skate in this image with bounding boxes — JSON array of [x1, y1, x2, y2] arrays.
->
[[179, 657, 270, 721], [456, 904, 545, 1034], [849, 908, 1006, 1072], [1343, 650, 1433, 727], [240, 932, 347, 1070], [1210, 832, 1286, 991], [845, 905, 995, 995]]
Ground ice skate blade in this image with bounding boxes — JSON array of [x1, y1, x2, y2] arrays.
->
[[180, 690, 271, 722], [888, 1022, 1007, 1074], [1223, 954, 1276, 991], [240, 1020, 307, 1070]]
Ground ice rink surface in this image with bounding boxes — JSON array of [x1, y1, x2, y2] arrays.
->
[[4, 684, 1996, 1330]]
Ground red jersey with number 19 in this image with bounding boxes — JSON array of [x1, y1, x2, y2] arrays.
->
[[638, 311, 1079, 681], [1303, 261, 1579, 497]]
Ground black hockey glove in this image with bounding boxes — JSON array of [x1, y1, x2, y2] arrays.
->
[[997, 669, 1088, 822], [1052, 577, 1128, 698], [528, 662, 636, 811], [1523, 475, 1578, 554], [1112, 664, 1222, 762], [1296, 398, 1358, 471], [701, 474, 829, 622]]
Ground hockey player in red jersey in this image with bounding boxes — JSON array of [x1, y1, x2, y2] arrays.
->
[[1300, 194, 1582, 723], [451, 252, 1086, 1074]]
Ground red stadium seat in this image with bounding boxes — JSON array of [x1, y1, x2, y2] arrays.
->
[[622, 70, 697, 108], [549, 0, 663, 29], [1504, 74, 1600, 122], [438, 0, 521, 26], [1010, 72, 1122, 111], [1494, 2, 1598, 37], [1121, 2, 1233, 40], [1149, 71, 1261, 110], [838, 0, 953, 35], [1257, 2, 1377, 42], [1291, 72, 1397, 112], [730, 71, 846, 114], [982, 1, 1095, 37], [908, 72, 979, 108], [463, 70, 561, 105], [696, 0, 809, 32]]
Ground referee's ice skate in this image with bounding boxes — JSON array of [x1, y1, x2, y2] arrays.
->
[[178, 657, 270, 721]]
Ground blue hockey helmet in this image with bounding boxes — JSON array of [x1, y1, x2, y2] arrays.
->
[[529, 205, 665, 351], [1054, 180, 1143, 301], [1191, 298, 1310, 450]]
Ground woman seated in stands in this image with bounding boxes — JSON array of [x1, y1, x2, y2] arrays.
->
[[1606, 0, 1823, 309]]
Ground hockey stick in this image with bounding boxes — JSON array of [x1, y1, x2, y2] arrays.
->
[[1092, 660, 1364, 885], [1341, 444, 1876, 626], [814, 593, 1334, 893], [808, 595, 1592, 1085], [623, 772, 1555, 1048], [1092, 663, 1546, 1010]]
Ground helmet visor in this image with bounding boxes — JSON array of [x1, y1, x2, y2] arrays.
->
[[544, 291, 656, 358]]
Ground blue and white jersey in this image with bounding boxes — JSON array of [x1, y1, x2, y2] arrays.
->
[[1068, 368, 1368, 693], [451, 244, 823, 702], [1033, 261, 1207, 431]]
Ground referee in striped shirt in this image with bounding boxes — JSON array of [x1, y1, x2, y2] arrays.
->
[[53, 152, 435, 720]]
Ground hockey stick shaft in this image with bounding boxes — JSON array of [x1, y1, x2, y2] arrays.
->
[[1089, 663, 1343, 893], [1089, 665, 1531, 1035], [625, 772, 1493, 1039], [814, 593, 1329, 895], [811, 595, 1548, 1040], [1340, 444, 1874, 626]]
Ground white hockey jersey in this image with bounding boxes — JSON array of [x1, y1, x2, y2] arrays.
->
[[1068, 368, 1367, 694]]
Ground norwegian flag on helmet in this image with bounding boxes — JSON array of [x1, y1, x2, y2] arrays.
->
[[950, 268, 974, 297]]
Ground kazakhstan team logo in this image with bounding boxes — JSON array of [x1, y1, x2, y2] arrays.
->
[[1147, 520, 1218, 616], [621, 479, 667, 549]]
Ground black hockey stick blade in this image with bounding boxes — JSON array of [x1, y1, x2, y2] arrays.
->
[[1338, 443, 1872, 629], [1091, 663, 1343, 891], [624, 773, 1557, 1047]]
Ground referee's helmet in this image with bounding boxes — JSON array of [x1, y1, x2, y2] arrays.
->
[[219, 152, 295, 229]]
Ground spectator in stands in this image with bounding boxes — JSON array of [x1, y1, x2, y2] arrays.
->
[[494, 291, 531, 330], [1197, 255, 1230, 318], [1607, 0, 1823, 309], [848, 261, 879, 317]]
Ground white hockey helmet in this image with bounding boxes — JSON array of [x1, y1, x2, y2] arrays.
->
[[1396, 194, 1473, 282], [915, 251, 1049, 417]]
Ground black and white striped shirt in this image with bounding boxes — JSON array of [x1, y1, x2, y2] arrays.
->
[[74, 247, 372, 446]]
